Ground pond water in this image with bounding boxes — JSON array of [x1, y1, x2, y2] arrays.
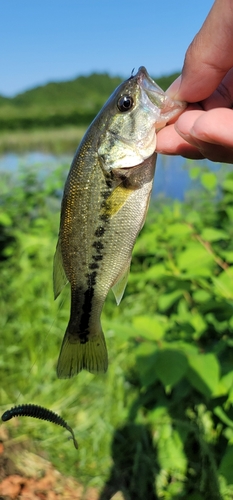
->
[[0, 151, 223, 201]]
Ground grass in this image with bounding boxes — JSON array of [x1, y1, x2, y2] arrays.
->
[[1, 312, 136, 488], [0, 290, 132, 487], [0, 126, 86, 154], [0, 210, 137, 489]]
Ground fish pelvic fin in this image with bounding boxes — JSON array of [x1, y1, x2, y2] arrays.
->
[[56, 328, 108, 378], [112, 261, 131, 305], [53, 238, 68, 300], [101, 184, 134, 218]]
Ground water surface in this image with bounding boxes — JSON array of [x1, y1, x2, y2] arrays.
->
[[0, 152, 223, 201]]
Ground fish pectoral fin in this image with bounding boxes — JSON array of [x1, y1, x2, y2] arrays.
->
[[57, 328, 108, 378], [112, 261, 131, 305], [102, 184, 134, 218], [53, 239, 68, 300]]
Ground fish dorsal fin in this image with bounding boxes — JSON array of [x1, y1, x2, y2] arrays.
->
[[53, 238, 68, 299], [112, 262, 131, 305]]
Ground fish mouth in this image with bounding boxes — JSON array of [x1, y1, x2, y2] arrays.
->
[[137, 66, 186, 123]]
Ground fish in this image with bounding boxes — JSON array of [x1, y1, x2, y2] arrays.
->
[[53, 66, 185, 378]]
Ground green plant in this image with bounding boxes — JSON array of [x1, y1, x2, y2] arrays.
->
[[1, 162, 233, 499], [103, 166, 233, 499]]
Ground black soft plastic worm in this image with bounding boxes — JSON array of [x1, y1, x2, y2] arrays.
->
[[1, 404, 78, 450]]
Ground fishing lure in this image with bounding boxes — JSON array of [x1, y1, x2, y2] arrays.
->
[[1, 403, 78, 450]]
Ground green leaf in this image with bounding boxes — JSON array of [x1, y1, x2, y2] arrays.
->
[[201, 172, 217, 190], [212, 267, 233, 299], [133, 315, 165, 341], [223, 178, 233, 193], [219, 446, 233, 484], [136, 343, 158, 386], [103, 319, 137, 347], [177, 243, 213, 272], [155, 349, 188, 388], [193, 289, 212, 303], [220, 371, 233, 393], [221, 250, 233, 263], [0, 211, 12, 226], [201, 227, 229, 242], [189, 166, 201, 180], [157, 424, 187, 474], [158, 289, 183, 311], [187, 353, 220, 398], [186, 210, 202, 226], [214, 406, 233, 429], [190, 312, 207, 338], [165, 223, 193, 237], [144, 263, 167, 280]]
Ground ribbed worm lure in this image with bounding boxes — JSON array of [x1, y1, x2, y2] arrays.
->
[[1, 404, 78, 450]]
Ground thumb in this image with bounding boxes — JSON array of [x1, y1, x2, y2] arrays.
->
[[167, 0, 233, 102]]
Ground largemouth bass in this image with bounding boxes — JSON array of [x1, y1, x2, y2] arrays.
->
[[54, 66, 185, 378]]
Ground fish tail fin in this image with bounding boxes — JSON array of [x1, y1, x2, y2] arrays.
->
[[56, 327, 108, 378]]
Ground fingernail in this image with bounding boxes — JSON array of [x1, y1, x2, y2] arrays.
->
[[166, 75, 182, 99]]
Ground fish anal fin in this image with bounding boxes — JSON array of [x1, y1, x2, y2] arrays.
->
[[53, 238, 68, 300], [56, 328, 108, 378], [112, 262, 131, 305]]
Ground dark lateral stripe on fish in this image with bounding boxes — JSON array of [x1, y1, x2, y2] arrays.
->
[[100, 213, 109, 222], [78, 229, 109, 336], [75, 177, 114, 342], [95, 226, 105, 237], [100, 189, 111, 200], [104, 171, 113, 188], [79, 271, 97, 340], [89, 262, 99, 270], [71, 180, 132, 342], [86, 270, 98, 288], [92, 241, 104, 252], [93, 254, 103, 261]]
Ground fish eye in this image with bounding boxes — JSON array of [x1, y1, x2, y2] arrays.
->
[[117, 95, 134, 112]]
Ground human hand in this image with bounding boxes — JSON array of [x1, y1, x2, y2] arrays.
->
[[156, 0, 233, 163]]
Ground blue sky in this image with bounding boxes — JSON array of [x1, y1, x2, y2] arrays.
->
[[1, 0, 213, 97]]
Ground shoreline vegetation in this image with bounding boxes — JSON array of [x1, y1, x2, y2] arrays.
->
[[0, 126, 86, 154], [0, 71, 179, 154], [2, 161, 233, 498]]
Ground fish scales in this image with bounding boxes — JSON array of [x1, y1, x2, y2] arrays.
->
[[53, 66, 186, 378]]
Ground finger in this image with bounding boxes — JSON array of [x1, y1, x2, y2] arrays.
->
[[156, 124, 204, 159], [201, 68, 233, 110], [156, 106, 203, 156], [186, 140, 233, 163], [169, 0, 233, 102], [177, 108, 233, 147], [175, 108, 233, 163], [168, 68, 233, 111]]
